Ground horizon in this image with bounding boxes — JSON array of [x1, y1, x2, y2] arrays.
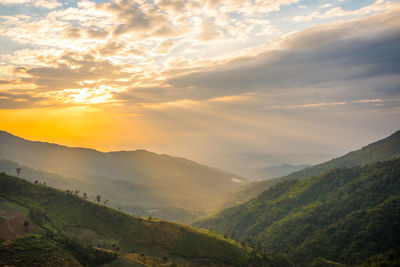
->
[[1, 128, 399, 176]]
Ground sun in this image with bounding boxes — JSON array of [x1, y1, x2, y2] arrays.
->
[[56, 86, 116, 105]]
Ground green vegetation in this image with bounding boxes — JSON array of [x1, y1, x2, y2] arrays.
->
[[194, 158, 400, 266], [0, 235, 81, 266], [0, 172, 251, 266], [226, 130, 400, 206], [0, 234, 83, 266]]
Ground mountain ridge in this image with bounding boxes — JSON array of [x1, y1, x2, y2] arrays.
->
[[0, 130, 246, 223], [194, 157, 400, 266], [224, 130, 400, 206]]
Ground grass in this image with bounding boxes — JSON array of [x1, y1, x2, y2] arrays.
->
[[0, 234, 82, 266]]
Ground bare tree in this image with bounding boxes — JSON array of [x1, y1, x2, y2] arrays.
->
[[16, 167, 21, 177]]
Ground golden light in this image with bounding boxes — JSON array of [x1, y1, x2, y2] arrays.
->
[[55, 86, 115, 105], [0, 106, 160, 152]]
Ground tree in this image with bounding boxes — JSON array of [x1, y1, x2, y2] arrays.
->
[[16, 167, 21, 177], [83, 192, 88, 200], [104, 199, 109, 206], [96, 195, 101, 203], [23, 221, 29, 227]]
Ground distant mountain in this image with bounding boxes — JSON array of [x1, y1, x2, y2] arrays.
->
[[194, 158, 400, 266], [0, 131, 246, 222], [0, 159, 192, 221], [226, 130, 400, 205], [0, 172, 252, 266], [250, 164, 310, 180]]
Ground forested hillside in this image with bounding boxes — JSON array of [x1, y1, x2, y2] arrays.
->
[[195, 158, 400, 266], [226, 130, 400, 206]]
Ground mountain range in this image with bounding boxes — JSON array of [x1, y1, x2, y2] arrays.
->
[[223, 130, 400, 207], [0, 131, 246, 223], [1, 130, 400, 266]]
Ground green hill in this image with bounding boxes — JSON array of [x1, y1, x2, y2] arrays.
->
[[194, 158, 400, 266], [0, 172, 252, 266], [226, 130, 400, 206], [0, 130, 246, 223]]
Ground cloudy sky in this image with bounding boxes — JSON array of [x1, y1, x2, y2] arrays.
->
[[0, 0, 399, 170]]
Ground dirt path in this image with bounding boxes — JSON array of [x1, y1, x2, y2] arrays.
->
[[0, 212, 35, 240]]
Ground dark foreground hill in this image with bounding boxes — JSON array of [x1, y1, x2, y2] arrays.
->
[[225, 130, 400, 206], [0, 130, 246, 223], [0, 172, 255, 266], [194, 158, 400, 266]]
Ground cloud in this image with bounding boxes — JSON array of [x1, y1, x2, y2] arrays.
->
[[0, 90, 51, 109], [158, 9, 400, 101], [2, 1, 400, 113], [154, 39, 177, 55], [16, 51, 129, 90], [0, 0, 60, 9], [294, 0, 398, 22], [64, 27, 82, 40], [197, 21, 222, 41], [86, 29, 108, 39]]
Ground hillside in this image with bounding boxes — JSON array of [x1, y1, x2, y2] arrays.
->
[[0, 159, 196, 222], [0, 172, 253, 266], [194, 158, 400, 266], [0, 131, 246, 222], [226, 130, 400, 205]]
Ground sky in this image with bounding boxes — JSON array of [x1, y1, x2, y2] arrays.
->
[[0, 0, 400, 171]]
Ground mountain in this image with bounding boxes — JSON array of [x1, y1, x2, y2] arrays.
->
[[0, 131, 246, 223], [250, 164, 310, 181], [0, 172, 253, 266], [194, 158, 400, 266], [226, 130, 400, 206], [0, 159, 179, 221]]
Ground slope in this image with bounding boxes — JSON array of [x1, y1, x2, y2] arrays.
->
[[0, 159, 196, 222], [227, 130, 400, 205], [194, 158, 400, 266], [0, 131, 246, 222], [0, 172, 251, 266]]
